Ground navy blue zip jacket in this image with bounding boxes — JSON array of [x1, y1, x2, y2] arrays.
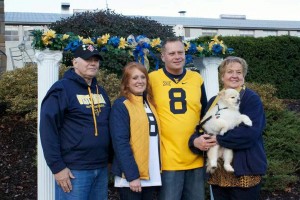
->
[[40, 68, 111, 174], [189, 88, 267, 176]]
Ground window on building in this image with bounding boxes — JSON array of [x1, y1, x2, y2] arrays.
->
[[5, 26, 19, 41], [23, 26, 44, 41], [240, 30, 254, 37], [264, 30, 277, 36], [184, 27, 190, 37], [202, 29, 217, 36]]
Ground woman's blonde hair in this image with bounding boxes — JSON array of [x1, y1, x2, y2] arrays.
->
[[219, 56, 248, 78]]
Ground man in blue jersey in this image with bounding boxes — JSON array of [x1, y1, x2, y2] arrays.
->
[[149, 37, 216, 200], [40, 44, 112, 200]]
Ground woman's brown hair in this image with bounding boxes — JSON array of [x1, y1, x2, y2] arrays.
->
[[120, 62, 155, 106]]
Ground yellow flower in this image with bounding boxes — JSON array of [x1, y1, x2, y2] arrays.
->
[[62, 34, 70, 40], [43, 30, 56, 39], [118, 37, 127, 49], [42, 36, 52, 46], [208, 41, 214, 51], [196, 45, 204, 52], [184, 41, 190, 51], [82, 37, 94, 45], [150, 38, 161, 48], [42, 30, 55, 45], [220, 42, 226, 54], [78, 36, 84, 41], [211, 35, 220, 43], [209, 35, 222, 50], [102, 34, 110, 43], [97, 34, 110, 46]]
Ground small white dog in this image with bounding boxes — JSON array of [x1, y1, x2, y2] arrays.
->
[[202, 88, 252, 173]]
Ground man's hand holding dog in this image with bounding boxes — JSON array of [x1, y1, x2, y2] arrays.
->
[[193, 134, 217, 151]]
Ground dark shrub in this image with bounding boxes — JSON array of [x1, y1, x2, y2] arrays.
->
[[50, 9, 174, 40], [248, 83, 300, 192], [0, 64, 37, 120]]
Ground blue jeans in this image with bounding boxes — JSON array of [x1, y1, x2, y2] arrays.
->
[[55, 167, 108, 200], [158, 167, 205, 200]]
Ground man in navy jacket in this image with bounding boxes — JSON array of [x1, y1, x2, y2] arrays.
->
[[40, 44, 111, 200]]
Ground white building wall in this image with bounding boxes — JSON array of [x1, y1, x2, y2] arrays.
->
[[289, 31, 299, 36], [218, 29, 240, 36], [189, 28, 202, 38], [173, 24, 185, 37], [278, 30, 289, 36], [254, 30, 265, 37]]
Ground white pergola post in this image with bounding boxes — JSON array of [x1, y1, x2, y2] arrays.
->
[[194, 57, 223, 100], [36, 49, 63, 200], [194, 57, 222, 200]]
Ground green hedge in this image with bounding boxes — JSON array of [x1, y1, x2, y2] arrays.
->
[[222, 36, 300, 99], [0, 64, 37, 120], [0, 65, 120, 120], [247, 82, 300, 191]]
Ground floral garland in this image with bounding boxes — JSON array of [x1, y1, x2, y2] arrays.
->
[[31, 29, 234, 69]]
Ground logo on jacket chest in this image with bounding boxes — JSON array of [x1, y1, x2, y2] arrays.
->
[[76, 94, 106, 116], [163, 81, 171, 86]]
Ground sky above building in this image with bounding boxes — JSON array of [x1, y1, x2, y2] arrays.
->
[[4, 0, 300, 21]]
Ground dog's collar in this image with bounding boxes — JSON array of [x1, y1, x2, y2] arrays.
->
[[215, 103, 228, 119], [196, 103, 229, 133], [196, 85, 246, 134]]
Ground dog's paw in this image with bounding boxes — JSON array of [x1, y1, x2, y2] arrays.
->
[[219, 126, 228, 135], [244, 119, 252, 126], [224, 164, 235, 172], [206, 165, 217, 174], [209, 160, 218, 168], [219, 129, 226, 135], [241, 115, 252, 126]]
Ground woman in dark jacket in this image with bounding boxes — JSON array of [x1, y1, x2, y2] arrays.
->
[[110, 62, 161, 200], [190, 56, 267, 200]]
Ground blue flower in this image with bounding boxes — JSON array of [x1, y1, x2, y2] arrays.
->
[[227, 48, 234, 54], [100, 46, 108, 52], [212, 44, 223, 55], [64, 39, 82, 52], [185, 54, 193, 64], [188, 43, 198, 54], [141, 42, 150, 49], [136, 35, 147, 43], [108, 36, 120, 48]]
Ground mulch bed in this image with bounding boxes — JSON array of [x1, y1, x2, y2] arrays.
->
[[0, 116, 37, 200], [282, 99, 300, 113], [1, 99, 299, 200]]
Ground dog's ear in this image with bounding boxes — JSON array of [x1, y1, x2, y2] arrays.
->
[[218, 89, 226, 98]]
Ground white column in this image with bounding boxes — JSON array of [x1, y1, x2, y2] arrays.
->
[[36, 49, 62, 200], [194, 57, 223, 100]]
